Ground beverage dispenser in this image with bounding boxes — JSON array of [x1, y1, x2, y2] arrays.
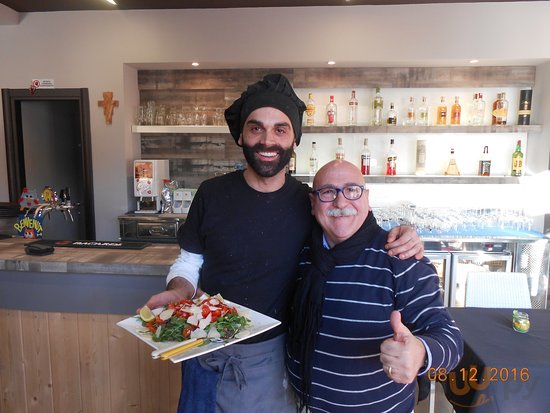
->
[[134, 160, 169, 213]]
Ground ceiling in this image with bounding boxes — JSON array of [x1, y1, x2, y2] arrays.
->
[[0, 0, 540, 12]]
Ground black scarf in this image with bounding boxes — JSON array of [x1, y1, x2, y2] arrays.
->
[[288, 212, 382, 410]]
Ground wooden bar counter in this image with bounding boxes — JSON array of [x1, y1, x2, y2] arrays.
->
[[0, 238, 182, 413]]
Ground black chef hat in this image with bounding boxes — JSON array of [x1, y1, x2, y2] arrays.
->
[[224, 73, 306, 146]]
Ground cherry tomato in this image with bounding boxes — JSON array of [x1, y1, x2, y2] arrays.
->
[[182, 327, 192, 339], [145, 322, 156, 334]]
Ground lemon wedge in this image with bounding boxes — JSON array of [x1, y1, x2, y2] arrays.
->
[[139, 306, 155, 323]]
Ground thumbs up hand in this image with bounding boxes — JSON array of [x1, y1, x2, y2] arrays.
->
[[380, 310, 427, 384]]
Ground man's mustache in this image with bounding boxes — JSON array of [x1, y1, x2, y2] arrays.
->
[[326, 208, 357, 217]]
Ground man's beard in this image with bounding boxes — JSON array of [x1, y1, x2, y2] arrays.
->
[[242, 142, 294, 178]]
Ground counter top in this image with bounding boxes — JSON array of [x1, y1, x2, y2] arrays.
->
[[0, 238, 180, 276]]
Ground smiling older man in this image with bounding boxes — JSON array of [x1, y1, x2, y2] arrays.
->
[[287, 160, 463, 413]]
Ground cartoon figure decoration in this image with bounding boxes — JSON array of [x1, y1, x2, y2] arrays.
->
[[15, 187, 44, 239], [41, 186, 56, 203], [14, 186, 77, 239], [18, 187, 40, 211]]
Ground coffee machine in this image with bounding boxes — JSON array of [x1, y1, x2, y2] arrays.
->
[[134, 160, 169, 213]]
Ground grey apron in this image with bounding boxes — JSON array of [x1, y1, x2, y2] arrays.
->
[[179, 334, 297, 413]]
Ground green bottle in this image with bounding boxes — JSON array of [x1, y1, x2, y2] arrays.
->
[[511, 140, 523, 176]]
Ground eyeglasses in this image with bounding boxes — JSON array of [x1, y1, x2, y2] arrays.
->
[[312, 185, 365, 202]]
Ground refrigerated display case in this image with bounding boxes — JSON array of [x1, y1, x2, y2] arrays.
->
[[449, 251, 513, 307], [425, 252, 451, 307], [425, 238, 548, 309]]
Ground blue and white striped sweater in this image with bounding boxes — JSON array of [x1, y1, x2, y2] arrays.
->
[[287, 230, 463, 413]]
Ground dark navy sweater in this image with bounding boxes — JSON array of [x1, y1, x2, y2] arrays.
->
[[287, 229, 463, 412]]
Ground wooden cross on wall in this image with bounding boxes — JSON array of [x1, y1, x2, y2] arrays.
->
[[98, 91, 119, 124]]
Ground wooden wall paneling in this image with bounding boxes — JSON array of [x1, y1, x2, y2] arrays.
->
[[78, 314, 112, 413], [20, 311, 54, 413], [138, 69, 295, 91], [407, 66, 536, 88], [292, 66, 536, 88], [293, 67, 409, 88], [48, 313, 82, 413], [0, 309, 27, 413], [141, 134, 246, 188], [137, 340, 173, 413], [107, 314, 142, 413], [168, 359, 181, 413]]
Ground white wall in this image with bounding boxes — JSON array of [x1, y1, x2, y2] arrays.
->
[[1, 3, 549, 239]]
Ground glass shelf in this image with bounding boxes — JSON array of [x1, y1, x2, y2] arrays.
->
[[292, 174, 522, 184], [132, 124, 541, 135]]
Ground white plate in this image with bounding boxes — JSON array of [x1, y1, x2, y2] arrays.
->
[[117, 300, 281, 363]]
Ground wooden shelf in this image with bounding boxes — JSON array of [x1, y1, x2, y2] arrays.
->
[[293, 174, 522, 184], [132, 124, 541, 135]]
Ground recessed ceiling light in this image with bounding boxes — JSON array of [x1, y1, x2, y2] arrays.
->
[[105, 0, 117, 5], [191, 62, 200, 67], [328, 61, 336, 65], [469, 59, 479, 64]]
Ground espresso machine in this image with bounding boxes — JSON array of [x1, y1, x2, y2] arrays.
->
[[134, 160, 169, 213]]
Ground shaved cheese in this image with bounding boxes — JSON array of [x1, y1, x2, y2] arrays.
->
[[187, 314, 199, 326], [159, 308, 174, 321], [198, 313, 212, 330], [188, 305, 202, 315], [207, 326, 221, 339], [190, 328, 207, 339]]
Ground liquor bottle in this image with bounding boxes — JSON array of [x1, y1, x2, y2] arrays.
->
[[417, 96, 428, 126], [387, 103, 397, 125], [386, 138, 397, 176], [415, 139, 426, 175], [478, 146, 491, 176], [347, 90, 358, 126], [336, 137, 345, 160], [444, 147, 460, 176], [471, 93, 485, 125], [361, 138, 371, 175], [289, 149, 297, 174], [372, 87, 384, 126], [491, 93, 500, 125], [305, 93, 316, 126], [518, 89, 532, 125], [477, 93, 486, 124], [404, 96, 416, 126], [309, 141, 318, 175], [437, 96, 447, 125], [492, 92, 508, 125], [451, 96, 461, 125], [326, 95, 337, 126], [511, 140, 524, 176]]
